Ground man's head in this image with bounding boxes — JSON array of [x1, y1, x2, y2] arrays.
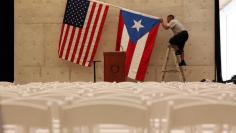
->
[[167, 14, 175, 23]]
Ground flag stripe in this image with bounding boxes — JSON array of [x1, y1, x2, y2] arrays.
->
[[70, 29, 82, 62], [136, 24, 160, 80], [116, 12, 124, 51], [59, 24, 68, 55], [68, 28, 80, 61], [79, 3, 101, 65], [58, 24, 65, 54], [84, 5, 106, 66], [128, 32, 149, 79], [59, 25, 70, 58], [87, 5, 109, 66], [65, 27, 76, 60], [76, 2, 97, 64], [72, 3, 94, 63], [125, 40, 136, 76], [62, 26, 73, 59], [82, 4, 103, 66], [120, 26, 130, 52]]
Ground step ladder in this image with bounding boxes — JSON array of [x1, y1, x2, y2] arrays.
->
[[161, 45, 186, 82]]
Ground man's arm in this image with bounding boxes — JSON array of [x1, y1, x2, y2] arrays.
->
[[160, 18, 170, 30], [162, 23, 170, 30]]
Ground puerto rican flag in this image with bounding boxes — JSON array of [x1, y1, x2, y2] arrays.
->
[[116, 10, 160, 81]]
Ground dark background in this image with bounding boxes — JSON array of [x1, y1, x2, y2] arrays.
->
[[0, 0, 14, 82]]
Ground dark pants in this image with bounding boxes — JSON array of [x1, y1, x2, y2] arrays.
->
[[169, 31, 189, 53]]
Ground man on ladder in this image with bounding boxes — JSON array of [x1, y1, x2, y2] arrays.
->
[[160, 15, 189, 82], [160, 15, 189, 66]]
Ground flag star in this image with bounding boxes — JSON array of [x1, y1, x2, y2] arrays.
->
[[131, 19, 144, 32]]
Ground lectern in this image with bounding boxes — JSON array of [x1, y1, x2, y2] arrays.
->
[[104, 52, 126, 82]]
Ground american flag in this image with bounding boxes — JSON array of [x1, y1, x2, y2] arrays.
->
[[58, 0, 109, 67], [116, 10, 160, 81]]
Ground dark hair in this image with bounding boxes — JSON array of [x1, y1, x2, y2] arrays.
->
[[167, 14, 175, 19]]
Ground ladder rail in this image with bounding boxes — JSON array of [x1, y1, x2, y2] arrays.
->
[[161, 46, 170, 81], [161, 46, 186, 82], [171, 48, 186, 82]]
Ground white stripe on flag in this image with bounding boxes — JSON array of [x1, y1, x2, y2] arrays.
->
[[68, 28, 80, 61], [62, 26, 73, 59], [85, 5, 106, 66], [128, 32, 149, 79], [79, 3, 100, 65], [120, 26, 129, 51], [73, 3, 93, 64], [59, 24, 68, 53]]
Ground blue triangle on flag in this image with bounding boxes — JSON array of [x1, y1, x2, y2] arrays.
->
[[121, 10, 160, 44]]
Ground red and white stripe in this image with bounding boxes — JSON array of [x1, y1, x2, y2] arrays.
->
[[116, 16, 160, 81], [58, 2, 109, 67]]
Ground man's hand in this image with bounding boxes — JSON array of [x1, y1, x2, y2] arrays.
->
[[160, 18, 170, 30], [160, 18, 163, 23]]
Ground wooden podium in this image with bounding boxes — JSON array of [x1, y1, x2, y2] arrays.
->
[[104, 52, 126, 82]]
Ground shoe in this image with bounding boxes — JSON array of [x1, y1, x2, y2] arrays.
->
[[175, 50, 182, 55], [179, 60, 186, 66]]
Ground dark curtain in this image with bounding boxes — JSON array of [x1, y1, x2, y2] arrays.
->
[[0, 0, 14, 82], [215, 0, 223, 82]]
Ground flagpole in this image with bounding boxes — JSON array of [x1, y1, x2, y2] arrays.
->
[[88, 0, 160, 20]]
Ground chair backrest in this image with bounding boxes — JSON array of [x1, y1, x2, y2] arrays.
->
[[171, 103, 236, 128]]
